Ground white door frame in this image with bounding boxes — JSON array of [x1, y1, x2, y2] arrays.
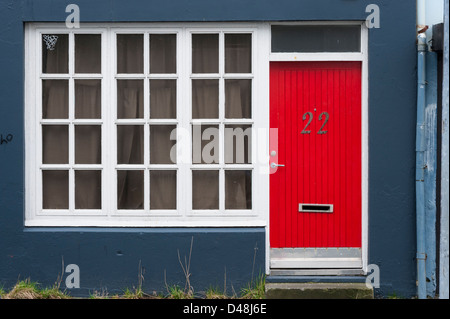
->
[[265, 21, 369, 275]]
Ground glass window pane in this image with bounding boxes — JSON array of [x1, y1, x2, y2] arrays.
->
[[117, 34, 143, 73], [75, 80, 101, 119], [117, 125, 144, 164], [117, 170, 144, 209], [192, 34, 219, 73], [150, 125, 176, 164], [225, 79, 251, 118], [43, 170, 68, 209], [150, 170, 176, 209], [42, 125, 68, 164], [192, 79, 219, 119], [75, 170, 101, 209], [271, 25, 361, 52], [75, 125, 101, 164], [42, 80, 68, 119], [75, 34, 101, 73], [192, 170, 219, 210], [192, 124, 219, 164], [150, 80, 176, 119], [225, 170, 252, 209], [42, 34, 68, 73], [117, 80, 143, 119], [225, 125, 252, 164], [225, 34, 251, 73], [150, 34, 176, 74]]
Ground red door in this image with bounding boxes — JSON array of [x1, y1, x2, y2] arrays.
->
[[270, 61, 362, 249]]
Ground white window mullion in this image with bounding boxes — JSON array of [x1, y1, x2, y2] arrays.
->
[[68, 32, 75, 213], [181, 28, 191, 217], [218, 31, 225, 212], [144, 32, 150, 213], [106, 27, 116, 217]]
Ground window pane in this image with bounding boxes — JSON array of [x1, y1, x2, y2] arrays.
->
[[75, 125, 101, 164], [225, 34, 251, 73], [42, 80, 68, 119], [117, 170, 144, 209], [192, 170, 219, 209], [117, 80, 143, 119], [225, 79, 251, 118], [192, 34, 219, 73], [75, 170, 101, 209], [225, 170, 252, 209], [42, 34, 68, 73], [150, 170, 176, 209], [150, 34, 176, 74], [150, 80, 176, 119], [117, 125, 144, 164], [271, 25, 361, 52], [192, 125, 219, 164], [42, 125, 68, 164], [192, 79, 219, 119], [75, 80, 101, 119], [150, 125, 176, 164], [117, 34, 143, 73], [75, 34, 101, 73], [43, 170, 68, 209], [225, 125, 252, 164]]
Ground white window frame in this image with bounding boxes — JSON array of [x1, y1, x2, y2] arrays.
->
[[24, 22, 271, 227]]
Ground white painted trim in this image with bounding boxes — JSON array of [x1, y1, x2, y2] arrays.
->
[[269, 53, 364, 62], [361, 24, 369, 275], [270, 258, 363, 269]]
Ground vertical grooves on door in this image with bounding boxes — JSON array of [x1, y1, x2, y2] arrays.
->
[[270, 62, 362, 249]]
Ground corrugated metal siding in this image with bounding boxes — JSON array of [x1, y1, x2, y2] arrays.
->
[[270, 61, 362, 248]]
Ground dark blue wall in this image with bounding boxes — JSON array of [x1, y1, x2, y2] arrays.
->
[[0, 0, 417, 298]]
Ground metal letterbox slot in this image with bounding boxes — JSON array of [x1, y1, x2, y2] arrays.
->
[[298, 204, 333, 213]]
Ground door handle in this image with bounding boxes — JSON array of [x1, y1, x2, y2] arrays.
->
[[270, 162, 285, 168]]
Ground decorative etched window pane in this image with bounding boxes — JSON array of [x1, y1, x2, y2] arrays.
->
[[117, 125, 144, 164], [225, 34, 251, 73], [150, 125, 176, 164], [192, 79, 219, 119], [75, 125, 101, 164], [75, 34, 101, 73], [225, 79, 251, 118], [117, 80, 143, 119], [225, 125, 252, 164], [150, 34, 176, 74], [150, 80, 176, 119], [42, 34, 68, 74], [150, 170, 177, 209], [43, 170, 68, 209], [42, 125, 68, 164], [271, 25, 361, 52], [117, 34, 143, 73], [192, 124, 219, 164], [225, 170, 252, 209], [42, 80, 69, 119], [117, 170, 144, 209], [192, 34, 219, 73], [192, 170, 219, 209], [75, 170, 101, 209], [75, 80, 101, 119]]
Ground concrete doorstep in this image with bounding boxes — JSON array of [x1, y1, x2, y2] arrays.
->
[[265, 282, 374, 299]]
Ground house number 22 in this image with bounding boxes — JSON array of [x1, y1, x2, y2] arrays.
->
[[301, 111, 329, 134]]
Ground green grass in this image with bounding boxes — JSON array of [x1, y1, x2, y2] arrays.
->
[[1, 276, 267, 299], [1, 278, 70, 299], [240, 274, 266, 299]]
